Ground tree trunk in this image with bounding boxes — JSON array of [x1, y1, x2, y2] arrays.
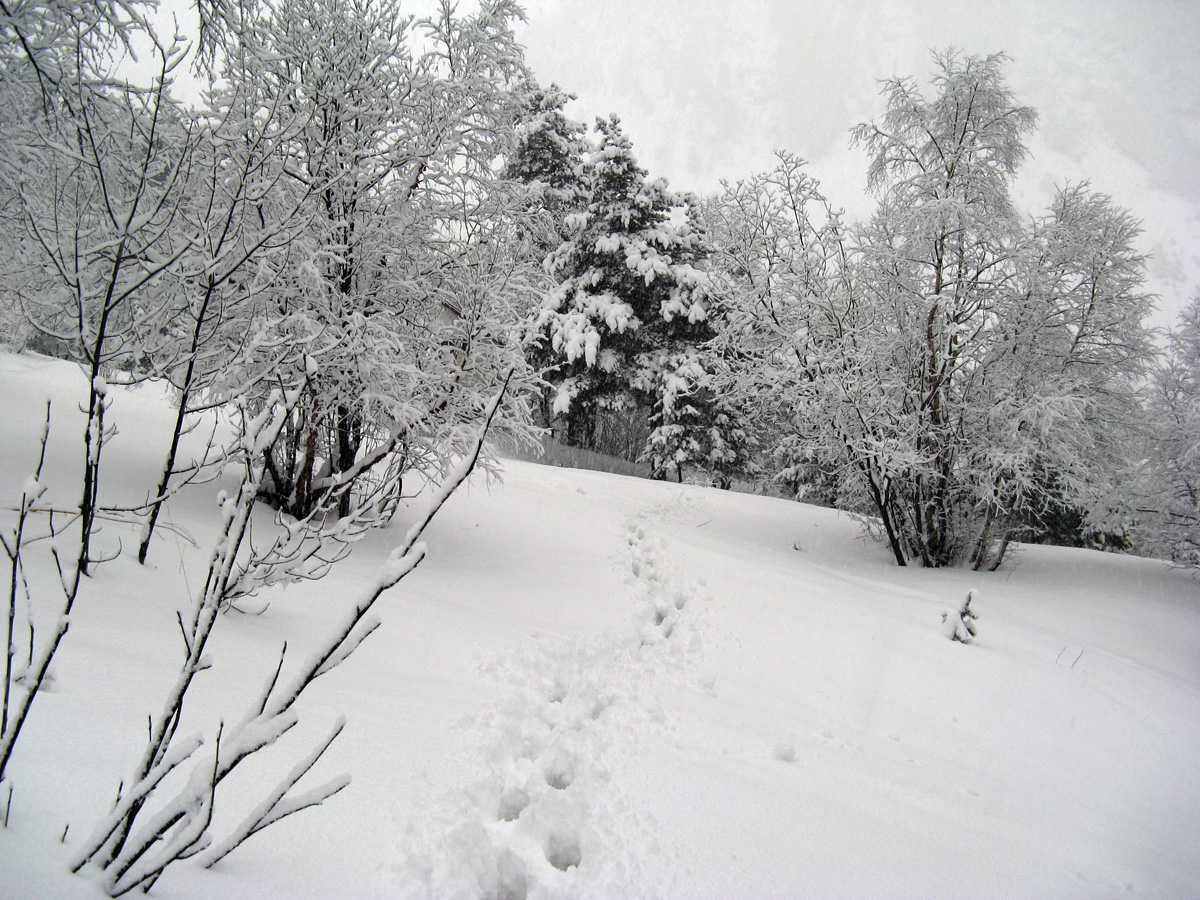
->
[[988, 524, 1015, 571], [335, 403, 362, 519], [970, 502, 995, 571], [565, 407, 596, 450]]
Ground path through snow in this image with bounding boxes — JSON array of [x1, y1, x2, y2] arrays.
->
[[395, 499, 711, 899]]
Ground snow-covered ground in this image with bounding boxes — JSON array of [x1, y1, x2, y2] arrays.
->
[[1, 352, 1198, 899]]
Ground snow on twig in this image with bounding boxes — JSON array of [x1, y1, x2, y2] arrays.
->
[[200, 717, 350, 868], [74, 370, 514, 893]]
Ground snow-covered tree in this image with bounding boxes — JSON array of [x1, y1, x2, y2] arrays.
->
[[966, 183, 1155, 568], [527, 115, 741, 479], [1, 0, 539, 862], [229, 0, 534, 519], [703, 153, 863, 506], [941, 590, 979, 643], [131, 52, 332, 563], [503, 81, 590, 254], [708, 54, 1155, 568], [838, 54, 1152, 567], [0, 8, 200, 571], [1142, 294, 1200, 566], [846, 50, 1038, 567]]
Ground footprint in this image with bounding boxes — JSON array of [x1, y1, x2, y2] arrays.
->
[[545, 832, 582, 872], [495, 849, 529, 900], [544, 677, 568, 704], [542, 747, 576, 790], [497, 787, 529, 822], [773, 741, 797, 762]]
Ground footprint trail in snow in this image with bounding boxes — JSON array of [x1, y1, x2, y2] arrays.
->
[[397, 508, 709, 899]]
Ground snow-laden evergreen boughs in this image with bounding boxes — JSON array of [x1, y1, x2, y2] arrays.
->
[[633, 349, 755, 483], [522, 114, 745, 479], [533, 116, 713, 381], [504, 83, 590, 208]]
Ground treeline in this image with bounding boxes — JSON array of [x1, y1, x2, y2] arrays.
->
[[1, 3, 1196, 579], [510, 54, 1198, 571]]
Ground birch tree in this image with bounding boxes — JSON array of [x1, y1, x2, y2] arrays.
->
[[847, 50, 1037, 566]]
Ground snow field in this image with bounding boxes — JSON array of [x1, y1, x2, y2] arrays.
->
[[0, 353, 1198, 899], [397, 505, 710, 900]]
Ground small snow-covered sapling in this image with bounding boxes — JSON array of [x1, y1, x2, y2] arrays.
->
[[942, 590, 979, 643]]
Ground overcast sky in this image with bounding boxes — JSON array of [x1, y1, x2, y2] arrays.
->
[[515, 0, 1200, 329], [148, 0, 1200, 328]]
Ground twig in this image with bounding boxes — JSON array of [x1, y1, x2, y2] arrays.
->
[[175, 612, 192, 657], [75, 371, 516, 890], [0, 508, 198, 547]]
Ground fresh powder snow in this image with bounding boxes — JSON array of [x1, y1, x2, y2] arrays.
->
[[1, 351, 1198, 899]]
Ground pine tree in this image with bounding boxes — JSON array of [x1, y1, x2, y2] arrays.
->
[[504, 83, 589, 207], [528, 115, 727, 476]]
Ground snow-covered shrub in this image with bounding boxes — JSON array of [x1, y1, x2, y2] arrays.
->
[[941, 590, 979, 643]]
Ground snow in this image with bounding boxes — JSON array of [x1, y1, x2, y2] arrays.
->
[[2, 351, 1199, 899]]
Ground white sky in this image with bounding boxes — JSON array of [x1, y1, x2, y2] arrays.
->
[[516, 0, 1200, 330]]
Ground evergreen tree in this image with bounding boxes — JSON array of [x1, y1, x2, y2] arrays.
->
[[504, 83, 589, 205], [942, 590, 979, 643], [527, 114, 742, 479]]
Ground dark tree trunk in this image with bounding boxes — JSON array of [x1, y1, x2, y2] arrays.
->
[[335, 403, 362, 518]]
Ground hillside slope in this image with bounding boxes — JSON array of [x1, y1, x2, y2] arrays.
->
[[0, 352, 1198, 899]]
